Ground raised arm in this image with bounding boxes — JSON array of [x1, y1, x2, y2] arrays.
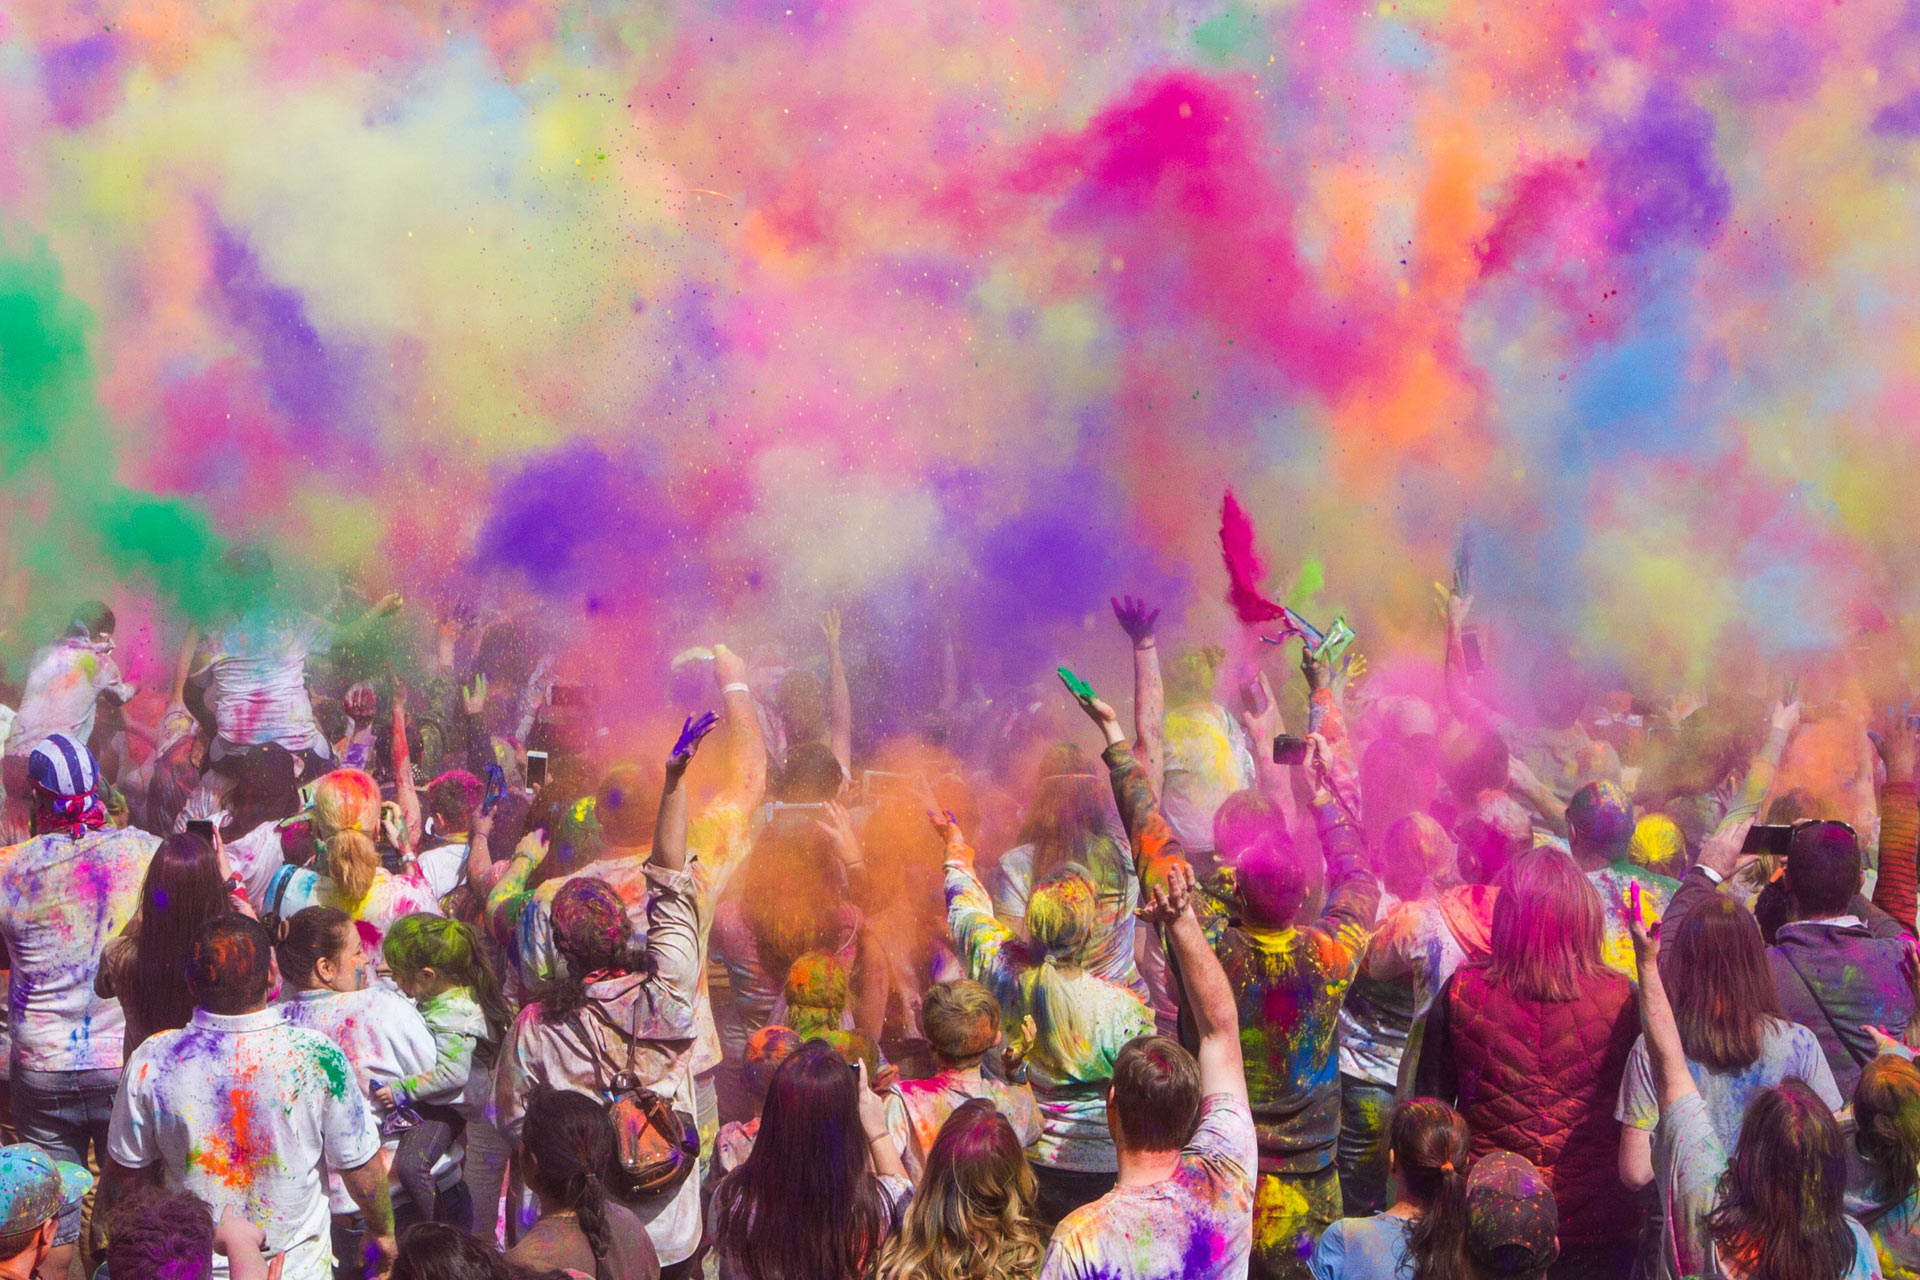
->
[[1873, 710, 1918, 936], [1305, 734, 1379, 937], [1060, 668, 1190, 897], [712, 644, 769, 812], [1629, 885, 1697, 1111], [1721, 699, 1801, 830], [653, 712, 718, 874], [1112, 596, 1166, 794], [1140, 862, 1245, 1102], [389, 670, 420, 858], [933, 810, 1019, 998], [824, 611, 853, 777]]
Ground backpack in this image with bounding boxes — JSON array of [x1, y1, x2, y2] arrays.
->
[[562, 994, 701, 1200]]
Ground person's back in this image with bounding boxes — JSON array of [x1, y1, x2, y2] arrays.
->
[[1041, 680, 1253, 1280], [1041, 1057, 1255, 1280], [5, 608, 133, 760], [1415, 848, 1639, 1264], [1766, 820, 1916, 1099], [1213, 805, 1377, 1174], [199, 599, 332, 759], [884, 979, 1041, 1181], [108, 915, 388, 1280], [0, 735, 157, 1081]]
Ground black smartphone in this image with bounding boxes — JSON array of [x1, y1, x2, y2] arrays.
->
[[185, 818, 216, 843], [1273, 734, 1310, 766], [1461, 627, 1486, 675], [1742, 825, 1795, 857], [525, 750, 549, 789]]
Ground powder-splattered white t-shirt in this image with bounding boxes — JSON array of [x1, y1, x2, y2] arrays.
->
[[0, 823, 158, 1071], [109, 1007, 382, 1280], [1039, 1092, 1257, 1280]]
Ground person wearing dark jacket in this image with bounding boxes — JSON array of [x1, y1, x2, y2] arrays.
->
[[1413, 846, 1637, 1280]]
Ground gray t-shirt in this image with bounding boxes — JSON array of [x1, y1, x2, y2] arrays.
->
[[1655, 1090, 1880, 1280], [1617, 1018, 1841, 1143]]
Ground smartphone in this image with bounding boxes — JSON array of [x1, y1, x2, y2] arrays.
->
[[1273, 734, 1311, 767], [1461, 627, 1486, 675], [185, 818, 216, 843], [525, 750, 549, 789], [768, 801, 828, 817], [482, 763, 507, 815], [549, 684, 591, 708], [1741, 825, 1796, 857], [1453, 536, 1472, 597]]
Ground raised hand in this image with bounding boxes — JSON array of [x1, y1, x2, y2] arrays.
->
[[344, 682, 378, 725], [1058, 667, 1120, 731], [1771, 696, 1804, 739], [460, 673, 488, 716], [815, 801, 864, 869], [1111, 595, 1161, 647], [713, 643, 748, 690], [821, 610, 842, 648], [1135, 858, 1195, 925], [668, 711, 719, 775]]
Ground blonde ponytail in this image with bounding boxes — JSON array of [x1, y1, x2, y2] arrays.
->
[[309, 769, 384, 907]]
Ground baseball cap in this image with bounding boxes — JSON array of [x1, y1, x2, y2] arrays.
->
[[1466, 1150, 1558, 1276], [0, 1144, 92, 1237]]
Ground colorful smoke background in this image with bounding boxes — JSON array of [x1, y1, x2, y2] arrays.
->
[[2, 0, 1917, 730]]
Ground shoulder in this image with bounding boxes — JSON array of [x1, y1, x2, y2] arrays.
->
[[1186, 1091, 1257, 1172]]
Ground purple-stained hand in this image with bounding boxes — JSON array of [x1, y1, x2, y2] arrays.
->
[[1111, 595, 1161, 646], [670, 711, 720, 768]]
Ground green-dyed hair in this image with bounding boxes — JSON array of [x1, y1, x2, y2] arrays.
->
[[382, 913, 510, 1043]]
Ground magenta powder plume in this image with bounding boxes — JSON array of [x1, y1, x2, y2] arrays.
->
[[1219, 490, 1286, 625]]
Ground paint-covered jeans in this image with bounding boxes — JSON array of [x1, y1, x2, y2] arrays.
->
[[1336, 1074, 1395, 1216], [13, 1066, 118, 1248], [1251, 1165, 1340, 1280]]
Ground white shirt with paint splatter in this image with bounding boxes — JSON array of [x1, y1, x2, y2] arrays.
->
[[275, 985, 437, 1213], [3, 638, 134, 758], [109, 1006, 382, 1280], [0, 823, 158, 1071]]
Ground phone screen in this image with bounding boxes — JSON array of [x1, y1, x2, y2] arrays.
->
[[185, 818, 216, 843], [525, 751, 549, 788], [1461, 628, 1486, 675]]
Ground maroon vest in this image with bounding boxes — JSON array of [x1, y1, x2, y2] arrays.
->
[[1446, 962, 1639, 1246]]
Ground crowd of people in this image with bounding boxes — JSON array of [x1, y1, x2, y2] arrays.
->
[[0, 551, 1915, 1280]]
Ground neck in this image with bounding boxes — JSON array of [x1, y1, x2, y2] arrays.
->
[[1384, 1193, 1422, 1219], [0, 1249, 39, 1280], [941, 1060, 985, 1083], [1114, 1146, 1182, 1188]]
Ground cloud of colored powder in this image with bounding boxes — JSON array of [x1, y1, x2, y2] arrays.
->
[[0, 0, 1914, 714]]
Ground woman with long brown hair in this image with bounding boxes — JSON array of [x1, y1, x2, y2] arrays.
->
[[708, 1041, 910, 1280], [878, 1098, 1044, 1280], [95, 830, 235, 1053], [1615, 895, 1839, 1191], [1412, 847, 1638, 1279], [1631, 901, 1878, 1280]]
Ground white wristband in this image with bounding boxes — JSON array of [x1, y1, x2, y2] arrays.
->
[[721, 682, 751, 696]]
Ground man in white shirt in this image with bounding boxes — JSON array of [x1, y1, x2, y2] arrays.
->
[[108, 915, 394, 1280]]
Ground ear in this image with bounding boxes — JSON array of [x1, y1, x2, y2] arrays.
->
[[36, 1214, 57, 1252]]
